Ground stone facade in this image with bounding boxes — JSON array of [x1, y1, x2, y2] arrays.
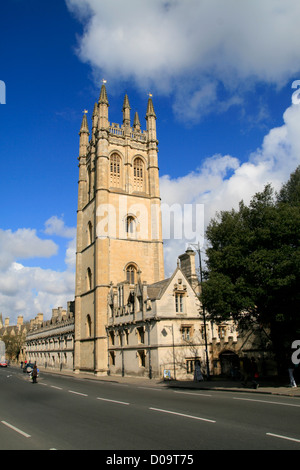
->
[[74, 85, 164, 375], [72, 85, 277, 379], [25, 302, 75, 371], [0, 314, 28, 363]]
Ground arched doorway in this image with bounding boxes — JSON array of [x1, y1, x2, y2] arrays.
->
[[219, 350, 240, 377]]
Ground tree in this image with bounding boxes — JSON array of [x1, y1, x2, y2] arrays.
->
[[1, 332, 25, 361], [201, 170, 300, 372], [277, 165, 300, 206]]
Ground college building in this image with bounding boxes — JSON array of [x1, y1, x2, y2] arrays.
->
[[23, 85, 276, 379]]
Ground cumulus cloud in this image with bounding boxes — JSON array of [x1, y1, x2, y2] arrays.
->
[[0, 219, 76, 324], [66, 0, 300, 121], [0, 228, 58, 271], [44, 215, 76, 239], [160, 102, 300, 275]]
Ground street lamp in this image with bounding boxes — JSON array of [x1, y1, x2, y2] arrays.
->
[[190, 242, 210, 379], [163, 325, 176, 380]]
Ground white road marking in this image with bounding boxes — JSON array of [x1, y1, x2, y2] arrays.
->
[[97, 397, 130, 405], [233, 397, 300, 408], [138, 387, 163, 392], [149, 407, 216, 423], [1, 420, 31, 438], [68, 390, 88, 397], [266, 432, 300, 443], [51, 386, 63, 390], [174, 391, 212, 397]]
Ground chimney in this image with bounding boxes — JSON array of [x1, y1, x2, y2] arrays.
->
[[36, 313, 43, 325], [178, 249, 199, 292]]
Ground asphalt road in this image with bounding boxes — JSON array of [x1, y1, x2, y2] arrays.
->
[[0, 366, 300, 452]]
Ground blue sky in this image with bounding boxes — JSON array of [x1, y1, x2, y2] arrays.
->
[[1, 0, 300, 323]]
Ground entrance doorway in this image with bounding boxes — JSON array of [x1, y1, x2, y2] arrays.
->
[[219, 350, 240, 377]]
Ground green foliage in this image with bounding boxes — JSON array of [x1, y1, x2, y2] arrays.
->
[[201, 168, 300, 362], [0, 333, 25, 361]]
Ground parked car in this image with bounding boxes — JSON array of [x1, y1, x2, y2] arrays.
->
[[0, 361, 7, 367]]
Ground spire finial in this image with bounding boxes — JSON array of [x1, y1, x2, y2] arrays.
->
[[99, 80, 109, 106], [79, 110, 89, 134], [146, 92, 156, 118]]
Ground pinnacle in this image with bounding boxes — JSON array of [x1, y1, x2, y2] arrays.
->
[[123, 94, 131, 110], [146, 96, 156, 118], [79, 113, 89, 134], [133, 111, 141, 129], [98, 83, 109, 105]]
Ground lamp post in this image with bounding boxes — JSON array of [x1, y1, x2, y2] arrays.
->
[[190, 242, 210, 379], [164, 325, 176, 380]]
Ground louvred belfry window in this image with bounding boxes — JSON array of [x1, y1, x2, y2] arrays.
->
[[133, 157, 144, 191], [110, 153, 121, 187]]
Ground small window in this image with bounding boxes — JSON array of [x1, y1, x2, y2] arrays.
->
[[118, 331, 123, 346], [181, 326, 191, 341], [87, 268, 92, 291], [218, 326, 226, 339], [175, 292, 184, 313], [87, 221, 93, 245], [126, 216, 136, 236], [87, 167, 92, 196], [86, 314, 92, 337], [109, 331, 115, 346], [126, 264, 137, 284], [138, 350, 146, 368], [109, 351, 115, 366], [137, 327, 145, 344], [124, 329, 129, 345], [186, 359, 194, 374]]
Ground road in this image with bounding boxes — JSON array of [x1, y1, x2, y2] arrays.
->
[[0, 366, 300, 452]]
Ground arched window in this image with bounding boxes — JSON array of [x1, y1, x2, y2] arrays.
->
[[86, 314, 92, 337], [126, 215, 136, 236], [87, 268, 92, 291], [87, 167, 91, 194], [110, 153, 121, 187], [133, 157, 144, 191], [126, 264, 137, 284], [87, 221, 93, 245]]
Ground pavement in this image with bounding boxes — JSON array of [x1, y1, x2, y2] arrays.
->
[[35, 366, 300, 398]]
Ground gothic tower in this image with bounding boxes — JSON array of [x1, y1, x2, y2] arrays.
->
[[74, 84, 164, 375]]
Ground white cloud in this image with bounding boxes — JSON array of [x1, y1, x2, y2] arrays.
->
[[0, 228, 58, 270], [0, 220, 76, 324], [66, 0, 300, 121], [44, 215, 76, 239], [160, 102, 300, 275]]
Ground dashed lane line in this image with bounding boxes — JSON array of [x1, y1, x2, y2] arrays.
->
[[1, 420, 31, 438], [233, 397, 300, 408], [97, 397, 130, 405], [149, 407, 216, 423], [266, 432, 300, 444], [68, 390, 88, 397]]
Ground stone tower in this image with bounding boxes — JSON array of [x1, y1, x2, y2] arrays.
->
[[74, 84, 164, 375]]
